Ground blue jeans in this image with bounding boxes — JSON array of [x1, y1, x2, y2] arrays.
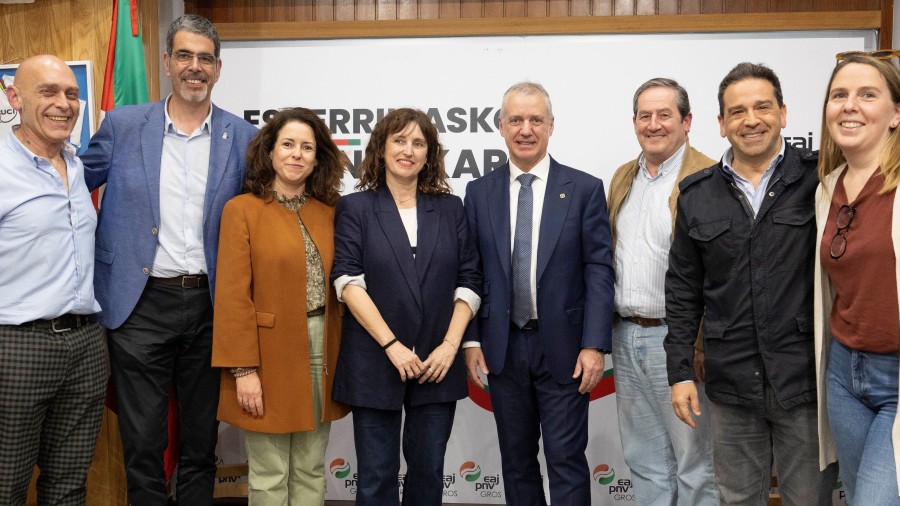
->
[[612, 320, 718, 506], [827, 339, 900, 505], [351, 400, 456, 506], [708, 390, 837, 506]]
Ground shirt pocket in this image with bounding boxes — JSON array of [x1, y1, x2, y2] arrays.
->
[[770, 206, 815, 272], [687, 217, 735, 279]]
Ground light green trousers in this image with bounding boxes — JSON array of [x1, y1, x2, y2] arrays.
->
[[245, 314, 331, 506]]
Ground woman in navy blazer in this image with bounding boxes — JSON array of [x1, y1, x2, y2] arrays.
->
[[331, 108, 481, 505]]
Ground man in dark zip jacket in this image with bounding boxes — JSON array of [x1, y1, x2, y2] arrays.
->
[[664, 62, 838, 505]]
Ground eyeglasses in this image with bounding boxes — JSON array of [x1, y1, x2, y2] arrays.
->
[[170, 50, 217, 67], [830, 204, 855, 259], [835, 49, 900, 62]]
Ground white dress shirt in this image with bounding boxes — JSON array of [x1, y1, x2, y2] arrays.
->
[[152, 96, 212, 277], [509, 155, 551, 320], [462, 155, 551, 350], [613, 143, 684, 319]]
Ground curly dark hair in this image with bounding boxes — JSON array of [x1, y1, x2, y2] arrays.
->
[[243, 108, 349, 206], [355, 108, 450, 195]]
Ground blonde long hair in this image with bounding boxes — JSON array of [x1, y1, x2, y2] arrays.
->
[[818, 54, 900, 193]]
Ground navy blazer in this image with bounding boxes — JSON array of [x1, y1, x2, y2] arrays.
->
[[331, 186, 482, 410], [463, 158, 614, 384], [81, 100, 258, 329]]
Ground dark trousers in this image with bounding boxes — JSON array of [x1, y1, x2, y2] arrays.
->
[[108, 282, 220, 506], [351, 400, 456, 506], [489, 325, 591, 506], [0, 321, 108, 506]]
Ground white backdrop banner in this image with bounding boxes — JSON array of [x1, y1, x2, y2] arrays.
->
[[212, 31, 872, 504]]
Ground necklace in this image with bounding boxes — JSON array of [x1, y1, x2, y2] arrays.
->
[[395, 195, 416, 205]]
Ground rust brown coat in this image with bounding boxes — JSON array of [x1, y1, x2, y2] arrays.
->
[[212, 193, 349, 433]]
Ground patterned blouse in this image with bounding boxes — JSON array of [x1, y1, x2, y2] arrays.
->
[[274, 191, 326, 313]]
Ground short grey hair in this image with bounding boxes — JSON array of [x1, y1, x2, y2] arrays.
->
[[500, 81, 553, 119], [632, 78, 691, 119], [166, 14, 221, 58]]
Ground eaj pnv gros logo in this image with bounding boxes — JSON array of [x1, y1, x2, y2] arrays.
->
[[329, 458, 351, 479], [593, 464, 615, 485], [459, 460, 502, 499], [594, 464, 635, 501], [459, 461, 481, 482]]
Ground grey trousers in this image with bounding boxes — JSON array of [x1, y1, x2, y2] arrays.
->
[[0, 321, 108, 506]]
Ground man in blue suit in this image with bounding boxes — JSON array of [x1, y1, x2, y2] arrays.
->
[[463, 82, 615, 506], [81, 15, 257, 505]]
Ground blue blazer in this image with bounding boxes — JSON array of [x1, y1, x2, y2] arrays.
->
[[463, 158, 615, 384], [81, 100, 258, 329], [331, 186, 482, 410]]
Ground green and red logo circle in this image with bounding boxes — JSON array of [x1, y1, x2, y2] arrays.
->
[[459, 461, 482, 482], [593, 464, 615, 485], [329, 458, 351, 479]]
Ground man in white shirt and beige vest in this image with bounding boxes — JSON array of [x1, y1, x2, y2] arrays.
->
[[607, 78, 718, 506]]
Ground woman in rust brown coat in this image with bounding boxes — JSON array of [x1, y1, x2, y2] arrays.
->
[[212, 107, 350, 505]]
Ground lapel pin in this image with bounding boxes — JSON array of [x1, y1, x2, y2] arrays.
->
[[222, 132, 228, 140], [560, 193, 566, 199]]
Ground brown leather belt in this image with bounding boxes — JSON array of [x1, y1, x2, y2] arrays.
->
[[149, 275, 209, 289], [19, 313, 96, 333], [618, 314, 666, 328]]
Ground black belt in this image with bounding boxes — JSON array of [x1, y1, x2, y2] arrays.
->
[[617, 313, 666, 328], [512, 319, 539, 330], [19, 313, 96, 333], [149, 275, 209, 289], [307, 307, 325, 317]]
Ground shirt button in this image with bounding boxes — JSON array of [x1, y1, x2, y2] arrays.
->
[[142, 267, 150, 275], [753, 371, 761, 378], [152, 227, 159, 235]]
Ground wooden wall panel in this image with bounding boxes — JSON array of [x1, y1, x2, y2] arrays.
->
[[461, 0, 482, 17], [570, 0, 591, 16], [442, 0, 462, 17], [528, 0, 548, 17], [593, 0, 613, 15], [483, 0, 504, 16], [636, 0, 656, 15], [400, 0, 420, 18], [420, 0, 441, 17], [0, 0, 159, 130], [188, 0, 889, 21], [548, 0, 568, 17], [680, 0, 702, 13], [614, 0, 634, 15]]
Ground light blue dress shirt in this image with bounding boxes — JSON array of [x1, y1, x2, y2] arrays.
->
[[153, 97, 212, 277], [0, 130, 101, 324], [721, 140, 786, 216]]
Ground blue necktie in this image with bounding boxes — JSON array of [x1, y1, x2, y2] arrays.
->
[[512, 173, 536, 329]]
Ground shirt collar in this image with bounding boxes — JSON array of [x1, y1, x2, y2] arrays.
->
[[6, 126, 76, 165], [720, 139, 785, 181], [638, 142, 687, 180], [509, 154, 551, 184], [163, 94, 213, 135]]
